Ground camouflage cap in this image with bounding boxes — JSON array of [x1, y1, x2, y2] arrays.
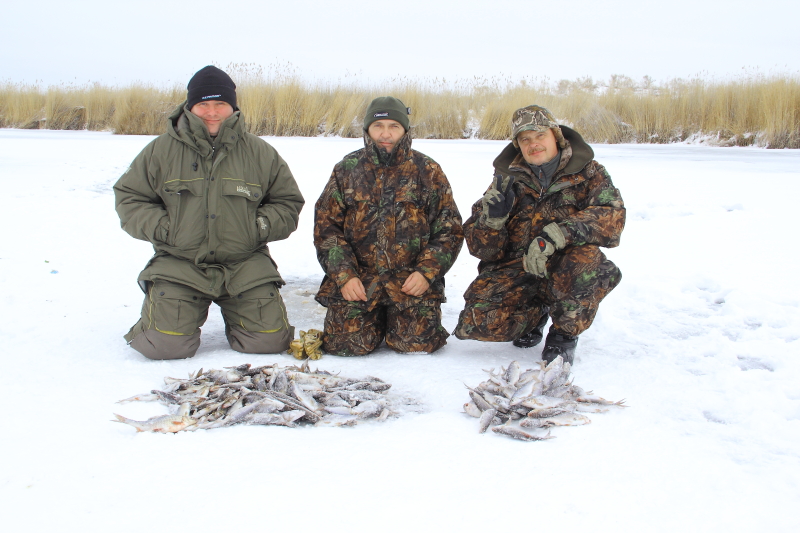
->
[[511, 105, 566, 149]]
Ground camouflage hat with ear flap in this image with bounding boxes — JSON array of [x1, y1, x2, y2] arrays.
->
[[511, 105, 566, 149]]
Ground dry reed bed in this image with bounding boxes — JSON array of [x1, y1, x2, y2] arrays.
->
[[1, 68, 798, 148]]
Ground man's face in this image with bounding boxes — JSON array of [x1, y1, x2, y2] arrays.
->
[[517, 128, 558, 166], [190, 100, 234, 136], [368, 119, 405, 153]]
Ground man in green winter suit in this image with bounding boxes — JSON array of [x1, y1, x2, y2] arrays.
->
[[114, 66, 305, 360]]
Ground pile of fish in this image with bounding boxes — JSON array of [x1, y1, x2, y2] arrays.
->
[[113, 361, 401, 433], [464, 356, 626, 441]]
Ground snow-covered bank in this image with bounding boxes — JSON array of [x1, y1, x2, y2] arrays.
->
[[1, 130, 798, 532]]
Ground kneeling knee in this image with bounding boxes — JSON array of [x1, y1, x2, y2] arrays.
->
[[129, 329, 200, 360], [226, 326, 293, 354], [322, 331, 381, 356]]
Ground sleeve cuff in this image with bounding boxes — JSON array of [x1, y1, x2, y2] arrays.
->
[[480, 213, 509, 231], [543, 222, 568, 249]]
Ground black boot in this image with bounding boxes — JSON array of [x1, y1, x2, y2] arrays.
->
[[541, 329, 578, 365], [512, 311, 549, 348]]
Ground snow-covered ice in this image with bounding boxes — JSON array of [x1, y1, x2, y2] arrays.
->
[[1, 129, 798, 531]]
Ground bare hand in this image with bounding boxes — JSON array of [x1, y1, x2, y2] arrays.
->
[[341, 277, 367, 301], [401, 271, 430, 297]]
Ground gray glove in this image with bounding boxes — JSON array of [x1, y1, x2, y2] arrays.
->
[[523, 223, 567, 277], [481, 174, 516, 229]]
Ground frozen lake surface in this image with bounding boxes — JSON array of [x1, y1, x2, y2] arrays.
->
[[1, 129, 798, 531]]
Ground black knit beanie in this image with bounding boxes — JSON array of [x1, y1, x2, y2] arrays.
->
[[187, 66, 237, 110], [363, 96, 410, 131]]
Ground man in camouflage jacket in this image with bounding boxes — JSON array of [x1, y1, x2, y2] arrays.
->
[[114, 66, 304, 360], [454, 105, 624, 364], [314, 96, 464, 355]]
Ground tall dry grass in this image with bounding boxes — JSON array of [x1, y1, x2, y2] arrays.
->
[[244, 66, 332, 137], [387, 77, 475, 139], [111, 84, 184, 135], [0, 81, 46, 128], [1, 68, 798, 147]]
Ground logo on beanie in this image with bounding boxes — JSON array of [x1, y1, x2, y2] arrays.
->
[[202, 94, 222, 100], [373, 112, 389, 118]]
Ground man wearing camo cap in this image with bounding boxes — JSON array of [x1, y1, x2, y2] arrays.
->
[[453, 105, 625, 364]]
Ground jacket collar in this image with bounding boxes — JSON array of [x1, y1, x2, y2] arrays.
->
[[168, 101, 243, 157], [363, 131, 412, 167]]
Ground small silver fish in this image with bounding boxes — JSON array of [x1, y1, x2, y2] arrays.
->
[[324, 405, 354, 416], [324, 394, 353, 409], [336, 390, 385, 403], [492, 425, 554, 442], [314, 415, 358, 427], [252, 398, 286, 413], [271, 370, 289, 394], [151, 390, 181, 404], [464, 401, 482, 418], [245, 410, 305, 427], [352, 400, 385, 418], [576, 394, 626, 406], [290, 381, 322, 414], [206, 370, 242, 384], [510, 379, 537, 405], [541, 356, 564, 388], [503, 361, 521, 387], [520, 395, 572, 409], [539, 413, 592, 427], [112, 413, 196, 433], [575, 404, 611, 413], [478, 408, 498, 433], [519, 417, 545, 429], [469, 390, 494, 412], [526, 406, 577, 419], [116, 392, 159, 403]]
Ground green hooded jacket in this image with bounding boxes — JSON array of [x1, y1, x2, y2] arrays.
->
[[114, 103, 305, 297]]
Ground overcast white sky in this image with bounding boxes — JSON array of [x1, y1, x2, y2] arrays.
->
[[4, 0, 799, 88]]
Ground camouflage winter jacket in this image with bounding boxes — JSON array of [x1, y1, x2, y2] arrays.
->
[[314, 134, 464, 310], [114, 103, 304, 297], [464, 126, 625, 271]]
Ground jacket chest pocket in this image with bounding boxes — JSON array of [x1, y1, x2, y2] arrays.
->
[[507, 196, 540, 253], [394, 185, 425, 209], [161, 178, 205, 247], [343, 186, 372, 207], [341, 187, 378, 246], [220, 178, 263, 249], [221, 179, 263, 203], [392, 183, 428, 254], [162, 178, 205, 203], [544, 192, 581, 221]]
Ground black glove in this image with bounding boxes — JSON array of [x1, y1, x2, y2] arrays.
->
[[484, 174, 516, 219]]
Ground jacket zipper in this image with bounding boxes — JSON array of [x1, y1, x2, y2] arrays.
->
[[206, 142, 216, 264]]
